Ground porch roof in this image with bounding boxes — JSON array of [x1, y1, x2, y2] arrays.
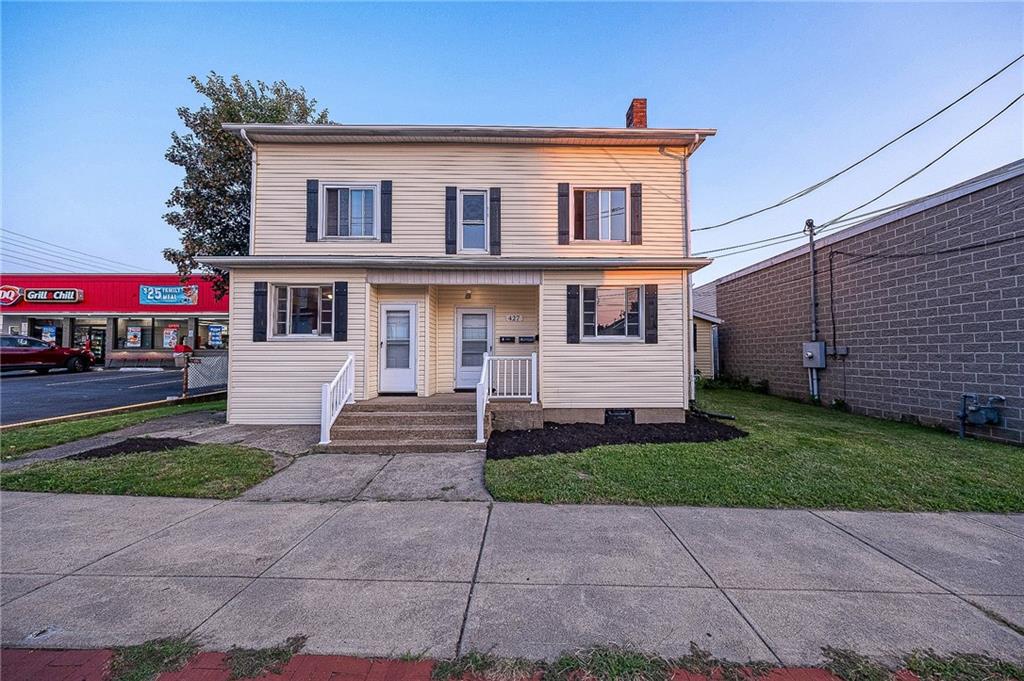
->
[[199, 255, 712, 271]]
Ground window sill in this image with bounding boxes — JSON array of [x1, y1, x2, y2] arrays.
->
[[569, 240, 631, 245], [269, 335, 335, 342], [581, 337, 644, 344], [319, 236, 379, 242]]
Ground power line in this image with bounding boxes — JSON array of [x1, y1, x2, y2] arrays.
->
[[0, 228, 149, 272], [833, 231, 1023, 261], [694, 200, 913, 257], [821, 91, 1024, 228], [1, 253, 77, 273], [2, 239, 124, 273], [695, 53, 1024, 232]]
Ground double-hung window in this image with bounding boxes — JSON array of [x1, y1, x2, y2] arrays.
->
[[574, 188, 627, 241], [274, 285, 333, 337], [323, 185, 376, 238], [458, 189, 488, 252], [582, 286, 641, 339]]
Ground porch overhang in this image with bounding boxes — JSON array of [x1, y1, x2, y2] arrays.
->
[[198, 255, 713, 272]]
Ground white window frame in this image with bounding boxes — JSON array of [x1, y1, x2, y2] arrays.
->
[[571, 186, 629, 243], [320, 183, 380, 240], [457, 188, 489, 254], [271, 284, 334, 340], [580, 285, 643, 342]]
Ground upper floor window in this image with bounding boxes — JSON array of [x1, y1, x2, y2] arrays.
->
[[274, 285, 333, 337], [459, 189, 489, 252], [582, 285, 641, 339], [323, 185, 376, 238], [573, 188, 627, 242]]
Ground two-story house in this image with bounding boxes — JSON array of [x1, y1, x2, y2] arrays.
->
[[203, 99, 714, 450]]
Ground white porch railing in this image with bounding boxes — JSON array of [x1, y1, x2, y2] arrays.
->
[[476, 352, 538, 443], [319, 352, 356, 445]]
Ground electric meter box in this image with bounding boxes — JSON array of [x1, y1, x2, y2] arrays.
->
[[802, 341, 826, 369]]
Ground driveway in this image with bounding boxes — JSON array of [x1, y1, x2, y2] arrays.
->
[[1, 492, 1021, 663], [0, 369, 205, 424]]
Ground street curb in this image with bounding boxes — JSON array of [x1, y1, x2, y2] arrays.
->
[[0, 391, 227, 432]]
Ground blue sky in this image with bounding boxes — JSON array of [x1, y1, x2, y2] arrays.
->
[[2, 2, 1022, 284]]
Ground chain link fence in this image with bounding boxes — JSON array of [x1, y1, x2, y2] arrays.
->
[[182, 353, 228, 396]]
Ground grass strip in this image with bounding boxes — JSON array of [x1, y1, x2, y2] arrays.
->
[[109, 635, 199, 681], [1, 399, 226, 461], [0, 443, 274, 499]]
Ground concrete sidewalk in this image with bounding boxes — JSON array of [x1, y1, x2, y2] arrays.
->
[[1, 491, 1022, 664]]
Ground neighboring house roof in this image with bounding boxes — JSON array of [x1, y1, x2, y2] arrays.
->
[[707, 158, 1024, 287], [692, 282, 717, 316], [224, 124, 716, 148], [693, 310, 723, 325]]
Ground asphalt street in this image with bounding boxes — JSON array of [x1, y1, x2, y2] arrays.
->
[[0, 369, 188, 424]]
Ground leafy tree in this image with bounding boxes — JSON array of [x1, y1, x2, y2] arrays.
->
[[163, 72, 330, 296]]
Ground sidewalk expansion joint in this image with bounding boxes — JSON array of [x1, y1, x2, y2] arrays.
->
[[650, 506, 782, 664], [185, 501, 350, 640], [808, 509, 1024, 641], [456, 501, 493, 656]]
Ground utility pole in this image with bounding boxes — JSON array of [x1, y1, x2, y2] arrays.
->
[[805, 218, 820, 401]]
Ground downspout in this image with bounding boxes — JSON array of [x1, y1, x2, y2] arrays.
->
[[240, 128, 256, 256]]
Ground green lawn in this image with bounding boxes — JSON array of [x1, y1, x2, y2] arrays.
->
[[484, 388, 1024, 511], [1, 399, 227, 461], [0, 444, 273, 499]]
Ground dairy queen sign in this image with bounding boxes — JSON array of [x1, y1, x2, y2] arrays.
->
[[0, 285, 84, 306]]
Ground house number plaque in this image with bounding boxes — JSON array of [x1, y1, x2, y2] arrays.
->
[[505, 314, 523, 322]]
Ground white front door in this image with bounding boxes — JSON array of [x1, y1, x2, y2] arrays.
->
[[379, 304, 417, 393], [456, 309, 493, 389]]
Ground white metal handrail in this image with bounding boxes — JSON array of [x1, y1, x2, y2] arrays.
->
[[319, 352, 356, 445], [475, 352, 491, 443], [488, 354, 538, 404], [476, 352, 538, 444]]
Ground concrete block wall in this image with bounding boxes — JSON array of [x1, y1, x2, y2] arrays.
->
[[716, 172, 1023, 444]]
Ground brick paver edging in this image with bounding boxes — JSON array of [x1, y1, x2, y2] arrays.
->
[[0, 648, 939, 681]]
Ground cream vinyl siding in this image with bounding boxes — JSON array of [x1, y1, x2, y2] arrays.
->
[[694, 317, 715, 378], [365, 284, 379, 398], [432, 285, 539, 393], [539, 269, 688, 409], [252, 144, 686, 257], [228, 268, 367, 424]]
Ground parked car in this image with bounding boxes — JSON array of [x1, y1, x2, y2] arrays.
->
[[0, 335, 95, 373]]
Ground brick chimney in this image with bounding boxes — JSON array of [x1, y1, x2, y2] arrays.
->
[[626, 98, 647, 128]]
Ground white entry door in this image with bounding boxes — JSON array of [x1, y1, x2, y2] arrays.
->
[[456, 309, 493, 389], [379, 304, 417, 393]]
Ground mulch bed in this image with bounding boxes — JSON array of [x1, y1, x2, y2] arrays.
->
[[69, 437, 195, 461], [486, 413, 747, 460]]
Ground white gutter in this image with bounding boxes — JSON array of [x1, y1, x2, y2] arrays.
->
[[239, 128, 256, 256]]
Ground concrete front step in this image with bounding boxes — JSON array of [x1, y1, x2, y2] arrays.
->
[[346, 401, 474, 414], [319, 439, 482, 454], [336, 411, 476, 427], [330, 424, 477, 441]]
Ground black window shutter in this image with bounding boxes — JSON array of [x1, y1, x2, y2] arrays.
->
[[252, 282, 268, 342], [489, 187, 501, 255], [306, 180, 319, 242], [644, 284, 658, 344], [334, 281, 348, 342], [445, 186, 457, 254], [557, 183, 570, 244], [380, 181, 393, 243], [630, 183, 643, 245], [566, 285, 581, 344], [573, 190, 584, 240]]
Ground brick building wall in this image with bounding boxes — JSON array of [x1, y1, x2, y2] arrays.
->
[[715, 169, 1023, 444]]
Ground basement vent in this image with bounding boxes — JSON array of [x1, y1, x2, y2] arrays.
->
[[605, 409, 635, 426]]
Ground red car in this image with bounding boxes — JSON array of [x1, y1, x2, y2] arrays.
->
[[0, 335, 95, 374]]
